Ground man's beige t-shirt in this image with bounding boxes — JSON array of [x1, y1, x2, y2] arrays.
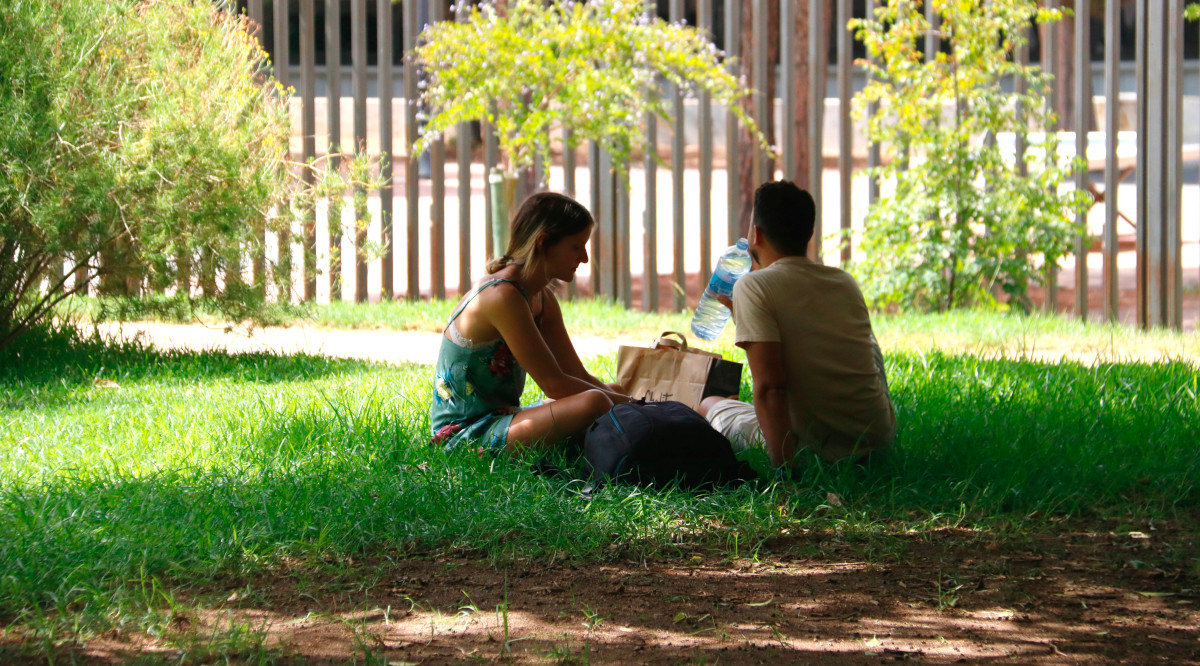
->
[[731, 256, 895, 461]]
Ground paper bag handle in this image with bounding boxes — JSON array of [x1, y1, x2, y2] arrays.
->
[[651, 331, 689, 351]]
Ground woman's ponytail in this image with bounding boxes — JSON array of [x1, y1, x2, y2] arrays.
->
[[485, 254, 512, 274]]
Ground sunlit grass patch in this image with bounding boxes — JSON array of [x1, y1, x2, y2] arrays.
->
[[873, 309, 1200, 363]]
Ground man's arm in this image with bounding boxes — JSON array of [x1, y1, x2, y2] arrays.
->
[[741, 340, 797, 468]]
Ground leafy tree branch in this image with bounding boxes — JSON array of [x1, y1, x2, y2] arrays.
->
[[413, 0, 768, 181]]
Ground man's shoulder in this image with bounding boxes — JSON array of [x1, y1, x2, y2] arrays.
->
[[756, 257, 860, 287]]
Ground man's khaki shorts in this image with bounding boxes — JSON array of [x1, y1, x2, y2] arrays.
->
[[704, 399, 763, 452], [705, 398, 894, 466]]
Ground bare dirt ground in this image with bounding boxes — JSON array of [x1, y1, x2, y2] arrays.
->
[[12, 518, 1197, 664]]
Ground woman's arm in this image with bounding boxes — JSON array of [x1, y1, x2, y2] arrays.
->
[[535, 291, 610, 386], [485, 285, 626, 402]]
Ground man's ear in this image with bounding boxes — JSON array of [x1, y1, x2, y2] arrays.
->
[[748, 224, 762, 248]]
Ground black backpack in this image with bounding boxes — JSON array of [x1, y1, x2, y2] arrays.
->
[[583, 400, 749, 490]]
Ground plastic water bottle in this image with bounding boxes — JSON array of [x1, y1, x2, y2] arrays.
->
[[690, 238, 751, 341]]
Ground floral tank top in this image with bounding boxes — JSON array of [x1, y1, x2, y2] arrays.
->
[[429, 279, 530, 453]]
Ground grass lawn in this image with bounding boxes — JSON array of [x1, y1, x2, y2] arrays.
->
[[3, 303, 1200, 662]]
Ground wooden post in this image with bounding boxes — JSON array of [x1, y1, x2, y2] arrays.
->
[[351, 0, 368, 302], [1073, 0, 1090, 319], [807, 0, 824, 262], [379, 0, 395, 300], [300, 0, 316, 301], [837, 0, 851, 266], [325, 0, 343, 301], [273, 0, 292, 301], [1102, 0, 1119, 321], [404, 0, 420, 300]]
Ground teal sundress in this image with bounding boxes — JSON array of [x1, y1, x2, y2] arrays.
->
[[429, 278, 533, 453]]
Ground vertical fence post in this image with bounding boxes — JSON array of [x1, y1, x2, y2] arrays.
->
[[807, 0, 824, 262], [300, 0, 316, 301], [866, 0, 880, 206], [455, 2, 471, 296], [1166, 0, 1184, 330], [351, 0, 368, 302], [698, 0, 713, 291], [724, 0, 741, 249], [588, 141, 602, 297], [643, 109, 657, 312], [248, 0, 265, 293], [670, 0, 685, 311], [484, 121, 498, 265], [404, 0, 420, 301], [273, 0, 292, 300], [641, 1, 658, 312], [924, 0, 939, 60], [1072, 0, 1089, 320], [564, 129, 578, 300], [618, 164, 632, 308], [1102, 0, 1119, 321], [780, 0, 795, 186], [325, 0, 343, 301], [379, 0, 395, 300], [837, 0, 852, 266], [1014, 22, 1028, 180], [752, 0, 769, 187], [1134, 0, 1147, 326], [1042, 0, 1059, 313], [599, 147, 615, 299], [428, 1, 445, 301], [1144, 0, 1169, 327]]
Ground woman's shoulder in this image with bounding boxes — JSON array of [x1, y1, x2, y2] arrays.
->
[[470, 274, 528, 308]]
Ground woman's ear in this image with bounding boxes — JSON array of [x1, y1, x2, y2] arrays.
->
[[535, 232, 549, 252]]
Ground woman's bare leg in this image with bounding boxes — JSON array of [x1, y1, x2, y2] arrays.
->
[[506, 389, 613, 453]]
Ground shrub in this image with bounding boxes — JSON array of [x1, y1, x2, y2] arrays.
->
[[850, 0, 1091, 312], [0, 0, 370, 351]]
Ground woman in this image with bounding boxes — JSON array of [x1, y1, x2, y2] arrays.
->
[[430, 192, 629, 454]]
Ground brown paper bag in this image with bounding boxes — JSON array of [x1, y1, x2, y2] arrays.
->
[[616, 332, 743, 410]]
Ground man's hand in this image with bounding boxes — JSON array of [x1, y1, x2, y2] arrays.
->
[[717, 294, 734, 324]]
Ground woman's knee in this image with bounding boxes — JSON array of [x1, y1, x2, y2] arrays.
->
[[586, 388, 614, 412]]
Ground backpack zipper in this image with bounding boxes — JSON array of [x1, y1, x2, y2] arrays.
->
[[608, 410, 626, 434], [609, 410, 632, 480]]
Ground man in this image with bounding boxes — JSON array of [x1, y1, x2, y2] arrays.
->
[[698, 181, 896, 469]]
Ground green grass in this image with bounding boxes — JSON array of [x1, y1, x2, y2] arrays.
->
[[873, 308, 1200, 360], [59, 294, 1200, 362], [57, 294, 698, 340], [4, 308, 1200, 653]]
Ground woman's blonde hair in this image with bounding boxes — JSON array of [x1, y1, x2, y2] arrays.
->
[[486, 192, 594, 276]]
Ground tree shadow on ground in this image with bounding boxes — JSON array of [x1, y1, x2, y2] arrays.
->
[[0, 324, 388, 412], [9, 519, 1198, 664]]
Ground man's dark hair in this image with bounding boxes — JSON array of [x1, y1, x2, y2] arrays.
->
[[752, 180, 815, 256]]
